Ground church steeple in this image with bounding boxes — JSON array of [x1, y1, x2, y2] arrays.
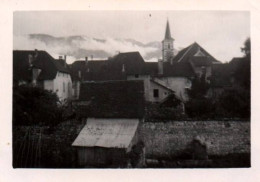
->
[[162, 19, 174, 62], [165, 19, 173, 40]]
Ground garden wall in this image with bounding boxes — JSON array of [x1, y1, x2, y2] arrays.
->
[[139, 121, 250, 158]]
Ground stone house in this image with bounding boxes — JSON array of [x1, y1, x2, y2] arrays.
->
[[13, 50, 72, 101]]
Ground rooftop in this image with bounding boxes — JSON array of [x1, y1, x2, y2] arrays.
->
[[78, 80, 145, 118], [13, 50, 70, 82], [172, 42, 220, 64], [72, 118, 139, 149]]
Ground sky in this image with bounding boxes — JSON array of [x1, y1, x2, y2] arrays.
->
[[13, 11, 250, 63]]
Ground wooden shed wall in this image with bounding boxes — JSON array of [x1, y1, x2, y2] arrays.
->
[[76, 147, 128, 167]]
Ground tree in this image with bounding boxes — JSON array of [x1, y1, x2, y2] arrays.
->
[[13, 85, 64, 126], [234, 37, 250, 89], [241, 38, 251, 58], [214, 37, 251, 119], [187, 74, 210, 99], [214, 88, 250, 118], [185, 75, 212, 118]]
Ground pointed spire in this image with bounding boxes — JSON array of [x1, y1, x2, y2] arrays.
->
[[164, 19, 173, 40]]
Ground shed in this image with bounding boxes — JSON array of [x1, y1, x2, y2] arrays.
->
[[72, 118, 140, 167]]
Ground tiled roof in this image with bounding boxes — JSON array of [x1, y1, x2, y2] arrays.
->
[[78, 80, 145, 118], [190, 57, 212, 67], [144, 62, 158, 75], [172, 42, 219, 64], [53, 59, 70, 73], [150, 79, 174, 92], [109, 52, 146, 75], [69, 52, 146, 81], [159, 62, 196, 77], [69, 50, 205, 81], [68, 60, 85, 81], [69, 60, 119, 81], [13, 50, 70, 82]]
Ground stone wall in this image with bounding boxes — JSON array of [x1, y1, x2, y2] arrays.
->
[[139, 121, 250, 158]]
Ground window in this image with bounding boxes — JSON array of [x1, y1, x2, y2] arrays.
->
[[168, 44, 170, 49], [135, 74, 139, 78], [153, 89, 159, 98], [63, 82, 65, 92]]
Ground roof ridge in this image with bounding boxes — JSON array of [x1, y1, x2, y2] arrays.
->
[[119, 51, 140, 54], [13, 50, 46, 52], [177, 43, 195, 62], [150, 79, 173, 92]]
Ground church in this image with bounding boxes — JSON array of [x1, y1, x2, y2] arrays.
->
[[69, 20, 223, 103]]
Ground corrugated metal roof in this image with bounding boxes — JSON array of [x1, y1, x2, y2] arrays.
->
[[72, 118, 139, 148]]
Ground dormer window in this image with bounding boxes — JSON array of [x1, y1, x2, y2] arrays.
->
[[194, 47, 205, 57]]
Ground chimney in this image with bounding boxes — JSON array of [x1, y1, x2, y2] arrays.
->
[[158, 59, 163, 75], [85, 57, 88, 66], [34, 49, 38, 58], [59, 56, 63, 60], [64, 55, 67, 67]]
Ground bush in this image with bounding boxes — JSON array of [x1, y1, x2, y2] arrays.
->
[[214, 88, 250, 118], [185, 97, 214, 119], [185, 73, 214, 119], [13, 85, 64, 126], [145, 102, 185, 120]]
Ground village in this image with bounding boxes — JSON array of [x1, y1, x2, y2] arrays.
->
[[13, 19, 250, 168]]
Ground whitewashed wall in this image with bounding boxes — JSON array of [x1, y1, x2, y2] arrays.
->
[[43, 80, 54, 92], [157, 77, 191, 102], [148, 81, 172, 102], [127, 75, 172, 102], [52, 71, 72, 101]]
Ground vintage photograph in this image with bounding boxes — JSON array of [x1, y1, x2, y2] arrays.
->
[[13, 11, 250, 168]]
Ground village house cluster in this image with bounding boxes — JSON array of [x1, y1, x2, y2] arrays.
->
[[13, 20, 248, 167], [13, 20, 241, 103]]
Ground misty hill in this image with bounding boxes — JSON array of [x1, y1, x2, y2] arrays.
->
[[17, 34, 178, 62], [13, 34, 180, 63]]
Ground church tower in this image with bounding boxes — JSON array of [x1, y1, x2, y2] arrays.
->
[[162, 19, 174, 62]]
